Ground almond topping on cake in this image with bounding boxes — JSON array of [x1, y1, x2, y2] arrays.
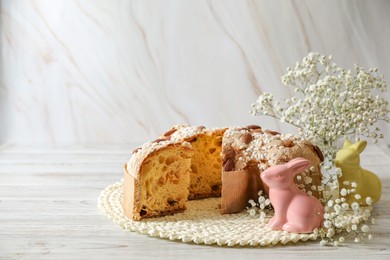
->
[[242, 133, 254, 144]]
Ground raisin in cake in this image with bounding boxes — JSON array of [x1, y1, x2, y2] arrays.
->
[[123, 125, 226, 220], [221, 125, 324, 213]]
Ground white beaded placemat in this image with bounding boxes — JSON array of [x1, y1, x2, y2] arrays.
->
[[98, 180, 367, 247]]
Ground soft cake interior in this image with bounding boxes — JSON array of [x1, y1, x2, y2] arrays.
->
[[188, 131, 224, 199], [136, 146, 193, 219]]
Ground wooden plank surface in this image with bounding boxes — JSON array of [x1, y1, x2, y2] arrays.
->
[[0, 144, 389, 260]]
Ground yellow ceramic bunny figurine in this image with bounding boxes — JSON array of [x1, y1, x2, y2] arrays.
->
[[335, 139, 382, 205]]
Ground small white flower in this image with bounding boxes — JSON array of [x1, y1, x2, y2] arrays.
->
[[368, 234, 373, 240], [366, 197, 373, 205], [341, 203, 349, 210], [352, 219, 359, 225], [340, 188, 348, 197], [327, 200, 334, 207], [339, 237, 345, 242], [351, 224, 357, 231], [323, 220, 332, 228], [327, 228, 335, 238], [351, 182, 357, 188], [354, 237, 360, 243], [248, 199, 257, 207], [258, 196, 265, 204], [354, 194, 361, 200], [364, 209, 371, 218], [319, 239, 328, 246], [361, 224, 369, 233], [351, 202, 360, 211]]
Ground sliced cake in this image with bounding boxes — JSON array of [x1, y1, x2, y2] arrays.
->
[[123, 124, 324, 220], [123, 125, 226, 220]]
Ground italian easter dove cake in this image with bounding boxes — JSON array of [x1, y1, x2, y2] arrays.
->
[[122, 124, 324, 220]]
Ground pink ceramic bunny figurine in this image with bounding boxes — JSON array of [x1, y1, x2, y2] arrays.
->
[[260, 158, 324, 233]]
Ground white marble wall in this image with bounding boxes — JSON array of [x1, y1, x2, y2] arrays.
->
[[1, 0, 390, 144]]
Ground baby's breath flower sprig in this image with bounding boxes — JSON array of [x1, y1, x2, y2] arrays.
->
[[247, 190, 273, 223], [251, 52, 390, 161], [317, 180, 375, 246], [319, 163, 342, 204]]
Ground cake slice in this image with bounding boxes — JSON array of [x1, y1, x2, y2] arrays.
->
[[123, 125, 226, 220], [123, 142, 193, 220]]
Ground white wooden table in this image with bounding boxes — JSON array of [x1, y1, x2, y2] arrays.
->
[[1, 144, 389, 260]]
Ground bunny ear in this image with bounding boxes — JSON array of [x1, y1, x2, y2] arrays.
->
[[287, 158, 311, 174], [343, 139, 353, 148], [351, 140, 367, 153]]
